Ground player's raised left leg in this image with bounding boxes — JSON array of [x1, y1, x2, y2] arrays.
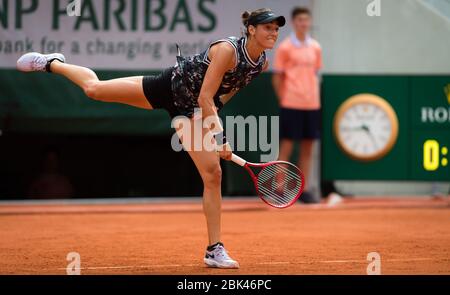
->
[[17, 52, 152, 110]]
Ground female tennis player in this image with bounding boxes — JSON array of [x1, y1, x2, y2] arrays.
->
[[17, 8, 285, 269]]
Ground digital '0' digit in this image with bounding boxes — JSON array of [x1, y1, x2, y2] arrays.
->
[[423, 140, 440, 171]]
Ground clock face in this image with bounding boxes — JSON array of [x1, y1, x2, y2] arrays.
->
[[334, 94, 399, 161]]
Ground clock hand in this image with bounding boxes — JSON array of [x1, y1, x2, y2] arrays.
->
[[340, 126, 365, 132], [362, 125, 378, 149]]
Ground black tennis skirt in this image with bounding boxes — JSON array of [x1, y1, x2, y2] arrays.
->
[[142, 67, 180, 118]]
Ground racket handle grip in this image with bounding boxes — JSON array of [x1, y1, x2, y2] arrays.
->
[[231, 154, 247, 166]]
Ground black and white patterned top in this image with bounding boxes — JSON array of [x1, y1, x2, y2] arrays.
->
[[171, 36, 266, 117]]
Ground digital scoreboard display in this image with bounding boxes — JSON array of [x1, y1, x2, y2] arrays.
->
[[410, 77, 450, 181], [322, 76, 450, 181]]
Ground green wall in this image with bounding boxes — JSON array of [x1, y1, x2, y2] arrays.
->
[[0, 69, 279, 196], [1, 70, 449, 198]]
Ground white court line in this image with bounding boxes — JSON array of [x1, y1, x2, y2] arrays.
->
[[57, 264, 198, 270], [257, 262, 291, 265], [57, 262, 288, 270], [388, 258, 437, 262], [320, 260, 364, 263], [320, 258, 436, 263], [53, 258, 443, 271]]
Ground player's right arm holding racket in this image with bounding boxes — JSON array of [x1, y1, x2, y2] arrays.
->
[[197, 42, 237, 161]]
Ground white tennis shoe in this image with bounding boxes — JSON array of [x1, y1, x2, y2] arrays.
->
[[17, 52, 65, 73], [204, 242, 240, 269]]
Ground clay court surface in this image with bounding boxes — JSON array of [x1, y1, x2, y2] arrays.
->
[[1, 197, 449, 275]]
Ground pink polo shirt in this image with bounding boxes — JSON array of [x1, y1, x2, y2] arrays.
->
[[274, 34, 322, 110]]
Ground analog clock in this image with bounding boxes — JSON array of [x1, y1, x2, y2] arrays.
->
[[333, 94, 399, 161]]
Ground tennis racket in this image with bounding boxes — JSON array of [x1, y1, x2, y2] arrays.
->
[[231, 154, 305, 208]]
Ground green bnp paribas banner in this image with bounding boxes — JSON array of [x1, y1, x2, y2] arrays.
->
[[0, 0, 305, 69]]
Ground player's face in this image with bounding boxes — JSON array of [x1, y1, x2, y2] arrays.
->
[[292, 13, 311, 35], [254, 22, 279, 49]]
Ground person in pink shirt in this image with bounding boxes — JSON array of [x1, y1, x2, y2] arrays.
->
[[272, 7, 322, 203]]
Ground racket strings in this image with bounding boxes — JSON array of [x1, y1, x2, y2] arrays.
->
[[258, 169, 294, 205], [256, 163, 303, 207], [258, 166, 296, 202], [258, 166, 301, 206]]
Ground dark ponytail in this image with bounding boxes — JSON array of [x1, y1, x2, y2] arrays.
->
[[241, 10, 250, 27]]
